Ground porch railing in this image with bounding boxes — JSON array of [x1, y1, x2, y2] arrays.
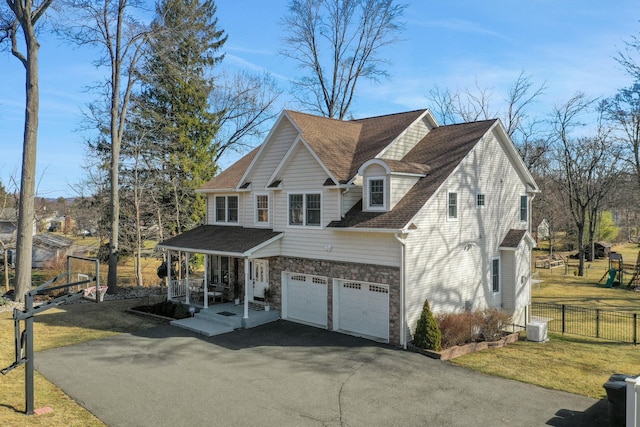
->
[[168, 278, 203, 300], [628, 376, 640, 427]]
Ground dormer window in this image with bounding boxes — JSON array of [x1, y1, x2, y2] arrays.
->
[[366, 176, 387, 211]]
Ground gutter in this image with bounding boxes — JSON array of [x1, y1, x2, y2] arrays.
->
[[394, 231, 408, 349]]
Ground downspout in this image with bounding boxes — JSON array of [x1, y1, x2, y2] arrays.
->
[[394, 231, 407, 349]]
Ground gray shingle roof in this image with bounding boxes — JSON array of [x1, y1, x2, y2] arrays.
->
[[500, 229, 528, 248], [157, 225, 282, 255]]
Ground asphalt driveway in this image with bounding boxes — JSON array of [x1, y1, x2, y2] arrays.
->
[[35, 321, 608, 426]]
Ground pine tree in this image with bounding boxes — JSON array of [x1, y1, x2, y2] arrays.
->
[[413, 299, 442, 351], [135, 0, 227, 236]]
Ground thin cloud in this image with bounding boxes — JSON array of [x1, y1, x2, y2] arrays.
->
[[411, 18, 506, 39]]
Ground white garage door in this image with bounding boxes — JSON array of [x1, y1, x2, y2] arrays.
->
[[337, 280, 389, 342], [285, 273, 328, 327]]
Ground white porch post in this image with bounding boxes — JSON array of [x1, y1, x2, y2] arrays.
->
[[185, 253, 190, 304], [244, 257, 250, 319], [167, 250, 172, 300], [204, 255, 209, 309]]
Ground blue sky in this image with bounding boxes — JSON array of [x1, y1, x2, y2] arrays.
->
[[1, 0, 639, 198]]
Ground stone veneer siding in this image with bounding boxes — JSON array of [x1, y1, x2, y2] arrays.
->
[[267, 256, 401, 346]]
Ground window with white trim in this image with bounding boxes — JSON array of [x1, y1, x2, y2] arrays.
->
[[366, 176, 386, 210], [255, 194, 269, 224], [448, 192, 458, 220], [289, 193, 321, 226], [520, 195, 528, 222], [492, 258, 500, 293], [215, 195, 239, 223], [476, 193, 485, 208]]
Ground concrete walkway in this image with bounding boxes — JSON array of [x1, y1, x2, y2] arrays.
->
[[35, 321, 608, 426]]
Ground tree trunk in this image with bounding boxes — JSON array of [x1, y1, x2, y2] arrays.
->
[[14, 24, 40, 303], [107, 81, 120, 294]]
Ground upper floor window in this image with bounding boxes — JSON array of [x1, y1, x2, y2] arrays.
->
[[366, 177, 386, 210], [448, 192, 458, 220], [520, 195, 528, 222], [476, 193, 485, 208], [289, 193, 321, 227], [215, 195, 238, 223], [255, 194, 269, 224]]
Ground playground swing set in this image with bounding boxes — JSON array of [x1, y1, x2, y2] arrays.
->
[[598, 251, 640, 289]]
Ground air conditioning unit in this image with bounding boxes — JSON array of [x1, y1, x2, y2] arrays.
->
[[527, 321, 548, 342]]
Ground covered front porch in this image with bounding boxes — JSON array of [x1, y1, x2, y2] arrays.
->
[[156, 225, 283, 330]]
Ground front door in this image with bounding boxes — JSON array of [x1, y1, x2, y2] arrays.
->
[[252, 259, 269, 301]]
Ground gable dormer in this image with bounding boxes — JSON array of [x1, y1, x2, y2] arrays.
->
[[375, 111, 439, 161], [358, 159, 431, 212]]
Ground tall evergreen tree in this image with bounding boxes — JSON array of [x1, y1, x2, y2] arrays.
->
[[136, 0, 227, 236]]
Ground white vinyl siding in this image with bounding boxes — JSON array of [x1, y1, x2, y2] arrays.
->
[[246, 120, 299, 187], [390, 175, 420, 208], [403, 129, 533, 341], [380, 116, 433, 160], [270, 142, 399, 266], [341, 185, 362, 216]]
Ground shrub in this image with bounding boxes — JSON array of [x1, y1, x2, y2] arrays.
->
[[0, 296, 9, 306], [173, 303, 190, 319], [437, 311, 479, 349], [413, 300, 442, 351], [478, 308, 512, 342]]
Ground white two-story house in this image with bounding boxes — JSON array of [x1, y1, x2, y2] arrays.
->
[[157, 108, 539, 347]]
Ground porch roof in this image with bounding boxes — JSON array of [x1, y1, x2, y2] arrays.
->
[[157, 225, 283, 256]]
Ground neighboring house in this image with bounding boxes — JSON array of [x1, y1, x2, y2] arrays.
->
[[0, 208, 19, 242], [158, 109, 539, 347], [0, 207, 38, 240], [32, 233, 74, 269], [536, 219, 550, 241]]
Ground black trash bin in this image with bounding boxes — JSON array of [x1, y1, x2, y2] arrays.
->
[[603, 374, 631, 427]]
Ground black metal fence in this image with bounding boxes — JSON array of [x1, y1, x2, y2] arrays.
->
[[531, 302, 639, 344]]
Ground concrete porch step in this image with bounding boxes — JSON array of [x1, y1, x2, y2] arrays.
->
[[170, 317, 234, 337], [195, 308, 243, 329]]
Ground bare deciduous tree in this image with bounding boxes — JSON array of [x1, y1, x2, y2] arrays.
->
[[426, 72, 549, 170], [210, 71, 282, 161], [1, 0, 53, 302], [281, 0, 406, 119], [549, 93, 619, 274], [61, 0, 150, 293]]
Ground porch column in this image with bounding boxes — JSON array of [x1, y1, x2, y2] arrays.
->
[[185, 252, 190, 305], [243, 257, 250, 319], [167, 250, 172, 300], [203, 255, 209, 309]]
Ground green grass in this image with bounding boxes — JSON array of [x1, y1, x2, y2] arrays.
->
[[452, 242, 640, 399], [451, 333, 637, 399]]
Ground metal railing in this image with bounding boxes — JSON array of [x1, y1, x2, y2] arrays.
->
[[531, 302, 639, 344]]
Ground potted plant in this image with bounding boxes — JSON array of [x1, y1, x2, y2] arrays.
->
[[263, 285, 273, 311]]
